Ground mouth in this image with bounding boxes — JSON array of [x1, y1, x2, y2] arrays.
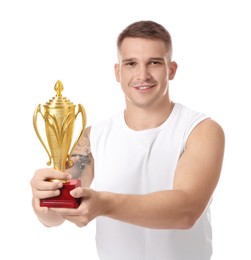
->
[[132, 84, 156, 91]]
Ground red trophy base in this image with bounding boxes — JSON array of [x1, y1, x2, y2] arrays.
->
[[40, 179, 81, 208]]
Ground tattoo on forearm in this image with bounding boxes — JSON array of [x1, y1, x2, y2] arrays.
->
[[71, 153, 91, 170], [70, 131, 92, 178]]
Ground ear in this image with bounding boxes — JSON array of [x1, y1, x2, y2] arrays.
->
[[114, 63, 120, 82], [169, 61, 178, 80]]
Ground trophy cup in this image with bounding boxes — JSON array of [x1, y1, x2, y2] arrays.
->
[[33, 80, 86, 208]]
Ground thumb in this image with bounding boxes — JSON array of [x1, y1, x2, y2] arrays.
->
[[70, 187, 91, 198]]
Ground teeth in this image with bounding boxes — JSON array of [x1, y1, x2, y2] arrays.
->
[[138, 86, 151, 90]]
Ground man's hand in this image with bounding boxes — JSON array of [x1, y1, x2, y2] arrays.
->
[[30, 168, 72, 212], [49, 187, 105, 227]]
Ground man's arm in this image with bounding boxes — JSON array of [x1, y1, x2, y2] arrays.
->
[[68, 126, 94, 186], [100, 118, 225, 229], [30, 127, 94, 227]]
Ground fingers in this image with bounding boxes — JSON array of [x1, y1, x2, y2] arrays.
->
[[30, 168, 72, 199], [70, 187, 91, 198], [32, 184, 61, 199], [31, 169, 70, 188], [32, 168, 71, 183]]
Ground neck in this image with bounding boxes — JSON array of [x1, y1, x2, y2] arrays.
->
[[124, 101, 174, 131]]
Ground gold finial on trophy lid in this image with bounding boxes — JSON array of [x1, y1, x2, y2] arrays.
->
[[54, 80, 64, 98], [44, 80, 74, 109]]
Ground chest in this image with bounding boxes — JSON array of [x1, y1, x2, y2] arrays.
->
[[93, 129, 184, 193]]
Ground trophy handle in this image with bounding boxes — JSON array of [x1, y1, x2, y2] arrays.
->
[[67, 104, 87, 166], [33, 104, 52, 166]]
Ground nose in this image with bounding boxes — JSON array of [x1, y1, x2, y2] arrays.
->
[[137, 64, 150, 80]]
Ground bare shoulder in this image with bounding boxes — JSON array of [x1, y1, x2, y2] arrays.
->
[[183, 118, 225, 183], [199, 118, 224, 134], [187, 118, 225, 149]]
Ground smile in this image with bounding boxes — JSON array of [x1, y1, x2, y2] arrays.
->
[[133, 85, 155, 90]]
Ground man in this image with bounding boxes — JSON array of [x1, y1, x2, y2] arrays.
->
[[31, 20, 225, 259]]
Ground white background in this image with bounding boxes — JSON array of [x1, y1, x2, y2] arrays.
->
[[0, 0, 250, 259]]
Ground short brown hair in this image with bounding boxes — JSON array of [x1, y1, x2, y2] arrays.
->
[[117, 20, 173, 56]]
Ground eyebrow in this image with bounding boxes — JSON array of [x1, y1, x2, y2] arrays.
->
[[122, 57, 165, 63], [122, 58, 137, 63], [148, 57, 165, 61]]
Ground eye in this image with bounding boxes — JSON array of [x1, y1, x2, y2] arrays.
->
[[149, 60, 161, 65], [125, 61, 136, 66]]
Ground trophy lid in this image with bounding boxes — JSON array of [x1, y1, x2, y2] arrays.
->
[[44, 80, 75, 109]]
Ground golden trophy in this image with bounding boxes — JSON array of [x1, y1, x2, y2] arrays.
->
[[33, 80, 86, 208]]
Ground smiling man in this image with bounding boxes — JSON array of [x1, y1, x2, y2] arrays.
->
[[115, 35, 177, 130], [31, 20, 225, 260]]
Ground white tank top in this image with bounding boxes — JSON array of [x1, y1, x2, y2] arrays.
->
[[90, 103, 212, 260]]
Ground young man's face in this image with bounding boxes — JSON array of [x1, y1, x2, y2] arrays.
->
[[115, 37, 177, 110]]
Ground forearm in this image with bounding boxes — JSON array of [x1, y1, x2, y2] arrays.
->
[[101, 190, 200, 229], [32, 197, 65, 227]]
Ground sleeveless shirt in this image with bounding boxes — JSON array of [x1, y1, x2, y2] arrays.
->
[[90, 103, 212, 260]]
